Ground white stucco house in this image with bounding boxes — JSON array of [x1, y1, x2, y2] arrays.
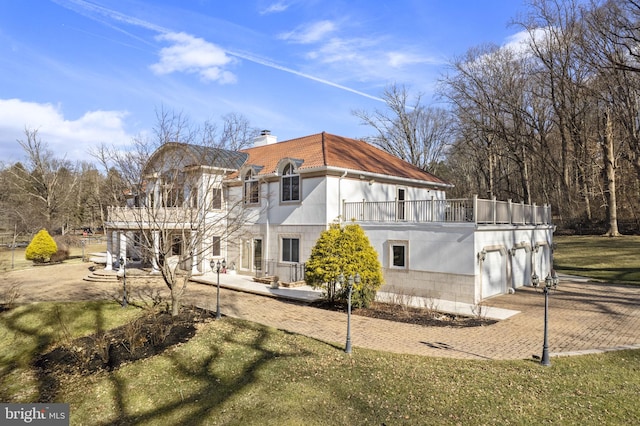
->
[[105, 131, 554, 304]]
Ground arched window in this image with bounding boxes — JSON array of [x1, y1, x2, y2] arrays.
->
[[281, 163, 300, 202], [244, 170, 259, 204]]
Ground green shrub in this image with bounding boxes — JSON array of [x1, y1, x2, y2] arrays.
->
[[306, 223, 383, 308], [25, 229, 58, 263]]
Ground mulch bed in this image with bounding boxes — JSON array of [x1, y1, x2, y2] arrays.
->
[[311, 300, 497, 328], [34, 307, 214, 376]]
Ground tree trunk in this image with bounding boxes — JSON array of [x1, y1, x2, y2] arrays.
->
[[602, 110, 620, 237]]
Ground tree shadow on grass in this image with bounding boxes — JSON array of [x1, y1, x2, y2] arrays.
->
[[96, 319, 314, 425]]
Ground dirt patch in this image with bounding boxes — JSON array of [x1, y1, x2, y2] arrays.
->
[[311, 300, 497, 328]]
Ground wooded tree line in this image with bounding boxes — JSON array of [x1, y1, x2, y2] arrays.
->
[[358, 0, 640, 235], [2, 0, 639, 238]]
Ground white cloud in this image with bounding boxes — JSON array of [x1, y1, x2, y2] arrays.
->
[[0, 99, 132, 162], [279, 20, 337, 44], [260, 1, 290, 14], [150, 32, 237, 83], [503, 28, 547, 57]]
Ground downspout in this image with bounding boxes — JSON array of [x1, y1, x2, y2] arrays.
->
[[265, 180, 270, 275], [338, 170, 347, 225]]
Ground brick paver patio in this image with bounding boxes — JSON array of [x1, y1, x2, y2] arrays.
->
[[7, 263, 640, 360]]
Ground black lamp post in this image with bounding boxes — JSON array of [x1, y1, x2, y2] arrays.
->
[[339, 272, 360, 354], [210, 258, 226, 319], [540, 272, 559, 366], [119, 256, 128, 308]]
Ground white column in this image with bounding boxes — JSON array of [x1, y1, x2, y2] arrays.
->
[[119, 232, 127, 271], [152, 231, 160, 273], [105, 230, 113, 270]]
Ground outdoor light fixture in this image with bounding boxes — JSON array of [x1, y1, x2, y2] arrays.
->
[[119, 256, 128, 308], [210, 258, 226, 319], [340, 272, 361, 355], [531, 272, 539, 287], [539, 270, 559, 367]]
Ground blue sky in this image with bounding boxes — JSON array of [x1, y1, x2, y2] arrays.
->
[[0, 0, 529, 163]]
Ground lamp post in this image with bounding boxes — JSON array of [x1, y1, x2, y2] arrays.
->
[[210, 258, 226, 319], [119, 256, 128, 308], [535, 271, 558, 366], [339, 272, 360, 354]]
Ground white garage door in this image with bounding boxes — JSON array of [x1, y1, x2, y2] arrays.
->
[[482, 250, 506, 298], [511, 249, 531, 288]]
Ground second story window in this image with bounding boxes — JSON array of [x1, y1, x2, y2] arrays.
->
[[281, 163, 300, 202], [244, 170, 259, 204], [211, 188, 222, 209]]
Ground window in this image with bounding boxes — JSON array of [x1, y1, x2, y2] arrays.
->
[[281, 163, 300, 202], [211, 188, 222, 209], [282, 237, 300, 263], [389, 241, 408, 269], [211, 236, 221, 257], [244, 170, 259, 204]]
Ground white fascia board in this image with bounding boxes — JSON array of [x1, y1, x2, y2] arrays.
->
[[299, 165, 454, 189]]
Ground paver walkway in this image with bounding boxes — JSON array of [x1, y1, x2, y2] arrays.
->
[[5, 262, 640, 360]]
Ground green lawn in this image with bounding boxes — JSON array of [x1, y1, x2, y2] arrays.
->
[[1, 301, 639, 425], [0, 239, 106, 272], [554, 235, 640, 284]]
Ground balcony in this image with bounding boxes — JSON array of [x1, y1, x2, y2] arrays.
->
[[106, 206, 198, 229], [342, 196, 552, 225]]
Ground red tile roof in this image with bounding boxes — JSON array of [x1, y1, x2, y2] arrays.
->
[[240, 132, 449, 185]]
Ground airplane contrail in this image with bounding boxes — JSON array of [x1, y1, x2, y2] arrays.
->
[[52, 0, 385, 103]]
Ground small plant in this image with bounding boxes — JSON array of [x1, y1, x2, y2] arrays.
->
[[471, 302, 487, 320], [91, 331, 111, 365], [0, 281, 21, 309], [25, 229, 58, 263], [122, 318, 145, 355], [50, 248, 70, 263]]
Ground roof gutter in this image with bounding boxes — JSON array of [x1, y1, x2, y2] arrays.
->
[[300, 165, 454, 189]]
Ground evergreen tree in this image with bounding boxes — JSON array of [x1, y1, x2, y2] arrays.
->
[[25, 229, 58, 263], [306, 223, 383, 308]]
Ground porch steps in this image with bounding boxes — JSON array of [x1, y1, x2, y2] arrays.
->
[[83, 269, 119, 283]]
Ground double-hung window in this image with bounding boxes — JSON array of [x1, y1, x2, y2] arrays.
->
[[281, 163, 300, 202], [282, 237, 300, 263], [244, 170, 259, 204]]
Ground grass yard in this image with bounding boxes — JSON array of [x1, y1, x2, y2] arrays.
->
[[554, 235, 640, 284], [1, 301, 639, 425], [0, 238, 106, 272]]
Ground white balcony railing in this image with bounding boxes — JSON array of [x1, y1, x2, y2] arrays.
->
[[106, 206, 197, 228], [343, 196, 552, 225]]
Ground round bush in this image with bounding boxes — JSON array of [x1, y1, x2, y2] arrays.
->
[[25, 229, 58, 263]]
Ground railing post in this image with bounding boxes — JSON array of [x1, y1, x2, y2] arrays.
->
[[508, 199, 513, 225], [473, 195, 478, 224], [492, 196, 497, 224], [521, 200, 525, 224], [431, 196, 435, 222], [533, 202, 537, 224], [361, 199, 365, 221]]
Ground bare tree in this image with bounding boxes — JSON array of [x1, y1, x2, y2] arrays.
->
[[3, 128, 79, 233], [219, 112, 261, 151], [353, 84, 453, 173], [102, 110, 257, 317]]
